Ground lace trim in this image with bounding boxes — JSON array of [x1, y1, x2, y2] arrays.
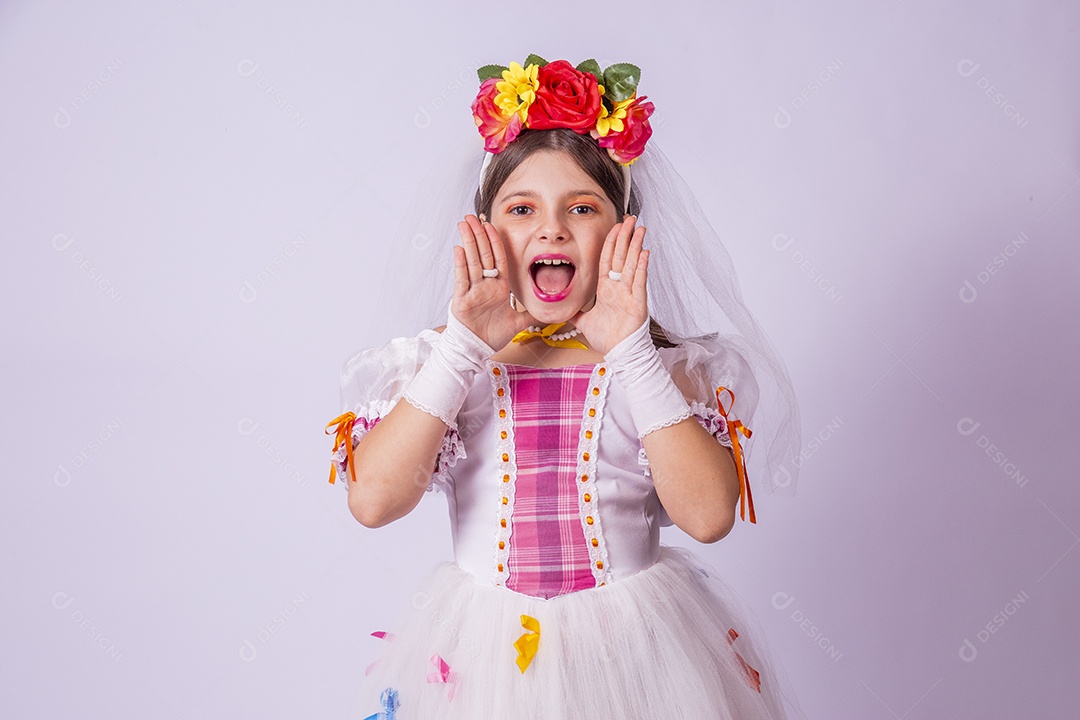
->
[[431, 426, 466, 493], [486, 361, 614, 588], [577, 364, 613, 586], [400, 392, 458, 430], [638, 400, 733, 479], [638, 406, 695, 439], [330, 398, 464, 493], [487, 363, 518, 587], [687, 400, 732, 441]]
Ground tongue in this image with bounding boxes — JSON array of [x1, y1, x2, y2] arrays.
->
[[534, 265, 573, 294]]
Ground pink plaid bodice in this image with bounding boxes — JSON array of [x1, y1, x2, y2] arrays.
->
[[497, 363, 600, 599]]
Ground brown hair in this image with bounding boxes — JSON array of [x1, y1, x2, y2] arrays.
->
[[474, 128, 677, 348]]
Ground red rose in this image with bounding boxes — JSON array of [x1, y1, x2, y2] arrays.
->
[[594, 95, 655, 164], [527, 60, 602, 133], [472, 77, 524, 153]]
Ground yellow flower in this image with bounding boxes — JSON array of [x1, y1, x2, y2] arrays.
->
[[495, 62, 539, 122], [594, 91, 635, 137]]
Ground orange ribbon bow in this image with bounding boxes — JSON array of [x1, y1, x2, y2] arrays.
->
[[716, 386, 755, 524], [325, 411, 358, 486]]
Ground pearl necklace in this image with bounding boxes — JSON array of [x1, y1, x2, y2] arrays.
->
[[524, 324, 581, 341]]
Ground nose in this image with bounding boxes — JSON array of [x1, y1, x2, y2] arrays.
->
[[537, 208, 569, 242]]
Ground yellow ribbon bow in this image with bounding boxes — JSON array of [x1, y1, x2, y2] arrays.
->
[[716, 386, 756, 523], [513, 614, 541, 673], [325, 412, 358, 486], [511, 322, 588, 350]]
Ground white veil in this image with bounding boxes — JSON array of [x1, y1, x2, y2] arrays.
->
[[376, 129, 803, 497]]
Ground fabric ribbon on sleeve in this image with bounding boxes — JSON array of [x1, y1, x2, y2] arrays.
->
[[514, 614, 541, 673], [511, 322, 588, 350], [426, 653, 459, 701], [716, 386, 756, 524], [325, 411, 359, 486]]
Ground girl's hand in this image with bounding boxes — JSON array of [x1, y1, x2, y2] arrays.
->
[[451, 214, 531, 350], [570, 215, 650, 356]]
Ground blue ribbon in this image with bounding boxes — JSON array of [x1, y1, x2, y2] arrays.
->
[[362, 687, 399, 720]]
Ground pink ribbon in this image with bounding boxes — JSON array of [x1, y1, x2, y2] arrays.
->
[[364, 631, 396, 676], [425, 653, 458, 702]]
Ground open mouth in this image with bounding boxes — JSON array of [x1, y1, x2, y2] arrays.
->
[[529, 256, 576, 301]]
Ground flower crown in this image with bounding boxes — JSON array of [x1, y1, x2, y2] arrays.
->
[[471, 54, 655, 166]]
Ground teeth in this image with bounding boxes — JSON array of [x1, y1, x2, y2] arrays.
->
[[534, 258, 572, 266]]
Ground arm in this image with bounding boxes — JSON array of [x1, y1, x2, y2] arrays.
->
[[640, 368, 741, 543], [603, 318, 747, 544], [346, 325, 463, 528], [346, 313, 493, 527], [348, 390, 450, 528]]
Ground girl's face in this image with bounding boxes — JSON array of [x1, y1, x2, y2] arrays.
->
[[489, 149, 620, 326]]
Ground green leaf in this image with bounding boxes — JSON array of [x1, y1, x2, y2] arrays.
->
[[576, 58, 603, 83], [602, 63, 641, 103], [477, 64, 508, 82], [523, 53, 548, 67]]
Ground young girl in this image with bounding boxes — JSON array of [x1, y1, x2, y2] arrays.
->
[[326, 56, 806, 719]]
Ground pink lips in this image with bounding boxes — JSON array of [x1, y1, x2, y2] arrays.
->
[[529, 253, 576, 302]]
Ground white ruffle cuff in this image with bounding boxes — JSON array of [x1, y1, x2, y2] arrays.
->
[[330, 400, 467, 494]]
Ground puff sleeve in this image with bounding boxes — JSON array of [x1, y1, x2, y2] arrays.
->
[[639, 335, 760, 524], [326, 330, 466, 495]]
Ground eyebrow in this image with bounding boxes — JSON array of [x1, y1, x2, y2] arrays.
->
[[497, 189, 606, 204]]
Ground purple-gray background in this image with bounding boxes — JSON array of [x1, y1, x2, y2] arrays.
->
[[2, 1, 1076, 717]]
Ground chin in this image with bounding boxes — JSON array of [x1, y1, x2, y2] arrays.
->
[[521, 294, 589, 326], [526, 306, 575, 325]]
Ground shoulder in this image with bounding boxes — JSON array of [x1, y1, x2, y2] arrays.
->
[[657, 334, 757, 407], [341, 328, 443, 379], [657, 342, 698, 401], [339, 327, 449, 408], [658, 333, 753, 375]]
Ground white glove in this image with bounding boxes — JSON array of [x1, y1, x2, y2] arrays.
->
[[402, 308, 497, 429], [604, 317, 692, 438]]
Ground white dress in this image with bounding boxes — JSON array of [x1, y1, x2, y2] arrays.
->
[[330, 329, 802, 719]]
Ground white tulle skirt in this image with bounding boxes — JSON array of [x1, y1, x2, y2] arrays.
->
[[354, 544, 804, 719]]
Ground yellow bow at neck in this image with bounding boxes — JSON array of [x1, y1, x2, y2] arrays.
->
[[510, 322, 588, 350]]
